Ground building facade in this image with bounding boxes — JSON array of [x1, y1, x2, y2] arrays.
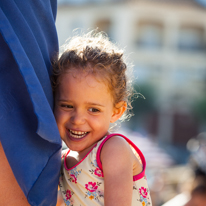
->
[[56, 0, 206, 144]]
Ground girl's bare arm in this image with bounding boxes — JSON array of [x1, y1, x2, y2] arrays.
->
[[101, 136, 134, 206]]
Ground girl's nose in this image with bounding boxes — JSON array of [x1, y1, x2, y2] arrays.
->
[[70, 110, 85, 125]]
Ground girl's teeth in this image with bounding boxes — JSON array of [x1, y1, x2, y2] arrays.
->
[[69, 130, 87, 138]]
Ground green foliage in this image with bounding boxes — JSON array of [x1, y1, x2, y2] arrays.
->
[[131, 83, 156, 116], [125, 83, 156, 130], [193, 96, 206, 123]]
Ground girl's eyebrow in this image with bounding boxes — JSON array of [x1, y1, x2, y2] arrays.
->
[[86, 102, 105, 107], [57, 99, 70, 102]]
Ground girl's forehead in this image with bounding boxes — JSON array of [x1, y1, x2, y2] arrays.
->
[[61, 67, 106, 86], [58, 68, 114, 101], [57, 70, 115, 103]]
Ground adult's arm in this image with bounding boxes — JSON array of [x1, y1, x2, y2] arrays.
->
[[0, 142, 29, 206]]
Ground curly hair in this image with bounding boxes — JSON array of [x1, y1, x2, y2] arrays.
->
[[52, 31, 134, 121]]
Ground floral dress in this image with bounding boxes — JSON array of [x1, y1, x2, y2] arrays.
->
[[59, 133, 152, 206]]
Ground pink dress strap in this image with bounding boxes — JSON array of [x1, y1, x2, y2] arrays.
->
[[96, 133, 146, 181]]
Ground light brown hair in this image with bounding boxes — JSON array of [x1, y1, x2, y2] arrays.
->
[[52, 31, 134, 121]]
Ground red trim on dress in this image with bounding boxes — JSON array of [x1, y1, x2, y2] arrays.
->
[[96, 133, 146, 181], [64, 143, 97, 171]]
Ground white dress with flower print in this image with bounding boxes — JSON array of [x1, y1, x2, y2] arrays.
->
[[59, 133, 152, 206]]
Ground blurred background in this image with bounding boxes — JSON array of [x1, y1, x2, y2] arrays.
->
[[55, 0, 206, 205]]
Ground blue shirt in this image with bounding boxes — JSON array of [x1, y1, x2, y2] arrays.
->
[[0, 1, 61, 205]]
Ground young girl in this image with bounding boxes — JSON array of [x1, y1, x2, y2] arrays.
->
[[53, 31, 152, 206]]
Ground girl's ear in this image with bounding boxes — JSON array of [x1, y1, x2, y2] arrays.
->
[[110, 101, 127, 123]]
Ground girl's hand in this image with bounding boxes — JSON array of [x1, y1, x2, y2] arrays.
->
[[101, 136, 134, 206]]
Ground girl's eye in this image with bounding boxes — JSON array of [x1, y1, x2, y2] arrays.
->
[[88, 108, 100, 113], [61, 104, 73, 109]]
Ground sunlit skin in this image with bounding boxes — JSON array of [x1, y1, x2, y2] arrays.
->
[[54, 69, 123, 159]]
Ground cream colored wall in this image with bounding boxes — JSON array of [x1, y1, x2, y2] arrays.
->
[[56, 0, 206, 106]]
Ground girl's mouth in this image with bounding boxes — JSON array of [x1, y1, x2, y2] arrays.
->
[[68, 129, 88, 139]]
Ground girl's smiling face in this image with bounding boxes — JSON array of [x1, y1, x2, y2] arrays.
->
[[54, 68, 120, 154]]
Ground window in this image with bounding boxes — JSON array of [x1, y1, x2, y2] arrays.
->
[[178, 25, 205, 51], [136, 20, 164, 49]]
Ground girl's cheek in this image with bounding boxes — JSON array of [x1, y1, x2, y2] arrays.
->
[[54, 107, 63, 118]]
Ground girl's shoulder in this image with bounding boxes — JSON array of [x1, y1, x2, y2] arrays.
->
[[97, 133, 146, 179], [100, 134, 134, 161], [96, 134, 130, 163], [101, 134, 130, 155], [97, 133, 146, 162]]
